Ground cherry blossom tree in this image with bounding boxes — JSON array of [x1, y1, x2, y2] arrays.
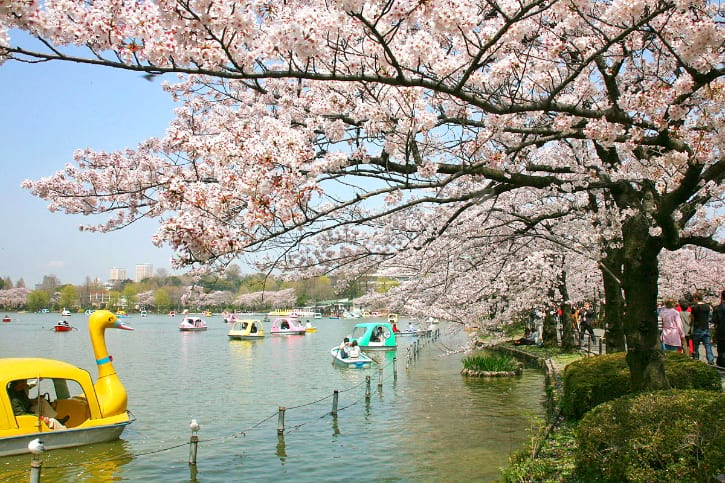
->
[[658, 247, 725, 302], [3, 0, 724, 389], [234, 288, 296, 309], [0, 288, 31, 309]]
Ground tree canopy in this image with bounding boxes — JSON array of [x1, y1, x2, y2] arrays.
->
[[2, 0, 723, 388]]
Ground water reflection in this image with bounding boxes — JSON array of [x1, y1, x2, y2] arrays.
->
[[0, 439, 134, 482], [276, 434, 287, 463]]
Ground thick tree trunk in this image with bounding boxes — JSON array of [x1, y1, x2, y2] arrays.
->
[[557, 269, 577, 351], [600, 249, 626, 353], [622, 216, 669, 391], [542, 310, 558, 347], [560, 303, 577, 351]]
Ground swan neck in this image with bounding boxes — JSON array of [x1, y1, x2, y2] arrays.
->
[[91, 326, 116, 377]]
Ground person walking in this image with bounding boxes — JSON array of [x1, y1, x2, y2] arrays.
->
[[578, 302, 596, 344], [712, 290, 725, 367], [660, 299, 686, 352], [690, 293, 715, 365], [678, 299, 693, 356]]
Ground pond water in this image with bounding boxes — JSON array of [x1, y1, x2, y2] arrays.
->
[[0, 313, 545, 481]]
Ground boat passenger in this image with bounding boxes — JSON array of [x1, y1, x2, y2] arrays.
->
[[392, 323, 400, 334], [339, 337, 351, 358], [8, 380, 68, 429], [281, 320, 290, 330], [250, 323, 257, 333], [348, 340, 361, 359], [305, 320, 312, 329], [407, 322, 416, 332]]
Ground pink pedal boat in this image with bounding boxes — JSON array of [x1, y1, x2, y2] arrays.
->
[[270, 317, 306, 335]]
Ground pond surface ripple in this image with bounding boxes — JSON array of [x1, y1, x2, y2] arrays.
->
[[0, 313, 545, 481]]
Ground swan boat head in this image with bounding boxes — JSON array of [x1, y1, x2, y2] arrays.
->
[[88, 310, 133, 417]]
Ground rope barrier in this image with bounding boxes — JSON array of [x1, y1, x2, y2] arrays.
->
[[7, 336, 439, 480]]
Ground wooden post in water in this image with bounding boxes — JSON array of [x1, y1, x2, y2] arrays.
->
[[188, 419, 200, 466], [393, 357, 397, 381], [277, 406, 286, 434], [332, 390, 339, 415], [365, 376, 371, 401], [27, 438, 45, 483], [29, 457, 42, 483], [377, 366, 384, 389]]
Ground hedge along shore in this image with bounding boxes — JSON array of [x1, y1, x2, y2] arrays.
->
[[488, 341, 725, 480]]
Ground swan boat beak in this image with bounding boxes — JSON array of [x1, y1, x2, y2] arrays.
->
[[114, 321, 134, 331]]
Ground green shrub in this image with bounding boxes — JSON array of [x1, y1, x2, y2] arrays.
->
[[575, 390, 725, 482], [664, 352, 722, 391], [561, 351, 721, 420], [462, 352, 519, 372]]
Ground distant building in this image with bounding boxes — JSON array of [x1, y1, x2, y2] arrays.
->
[[109, 267, 127, 282], [135, 264, 153, 282]]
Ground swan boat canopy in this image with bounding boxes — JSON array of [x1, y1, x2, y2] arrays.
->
[[0, 310, 133, 456], [227, 320, 264, 340], [270, 317, 307, 335], [351, 322, 397, 350], [179, 317, 207, 331]]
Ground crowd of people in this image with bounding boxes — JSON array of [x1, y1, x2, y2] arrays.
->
[[658, 290, 725, 367], [513, 289, 725, 367]]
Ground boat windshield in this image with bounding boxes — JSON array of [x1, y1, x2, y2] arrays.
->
[[351, 326, 368, 340], [27, 378, 85, 404]]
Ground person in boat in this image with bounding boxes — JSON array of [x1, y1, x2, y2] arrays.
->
[[250, 323, 258, 333], [392, 322, 400, 334], [281, 320, 290, 330], [347, 340, 361, 359], [8, 380, 69, 429], [371, 326, 385, 342], [407, 322, 417, 332], [305, 320, 312, 329], [338, 337, 351, 358], [60, 320, 70, 326]]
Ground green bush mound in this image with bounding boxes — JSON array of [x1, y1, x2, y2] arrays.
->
[[576, 390, 725, 482], [561, 351, 721, 420]]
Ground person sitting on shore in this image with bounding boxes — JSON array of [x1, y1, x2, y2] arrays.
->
[[513, 328, 537, 346]]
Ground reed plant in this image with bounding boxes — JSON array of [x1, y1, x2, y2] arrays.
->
[[462, 353, 519, 372]]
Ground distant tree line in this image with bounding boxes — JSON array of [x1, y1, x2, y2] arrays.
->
[[0, 266, 401, 313]]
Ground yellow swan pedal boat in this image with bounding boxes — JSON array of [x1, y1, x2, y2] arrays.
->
[[0, 310, 134, 456]]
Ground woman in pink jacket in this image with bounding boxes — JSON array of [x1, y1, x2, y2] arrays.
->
[[661, 298, 687, 352]]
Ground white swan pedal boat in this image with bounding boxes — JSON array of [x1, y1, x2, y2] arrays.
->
[[330, 347, 373, 369]]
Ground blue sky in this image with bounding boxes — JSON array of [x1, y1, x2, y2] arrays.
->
[[0, 54, 184, 287]]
